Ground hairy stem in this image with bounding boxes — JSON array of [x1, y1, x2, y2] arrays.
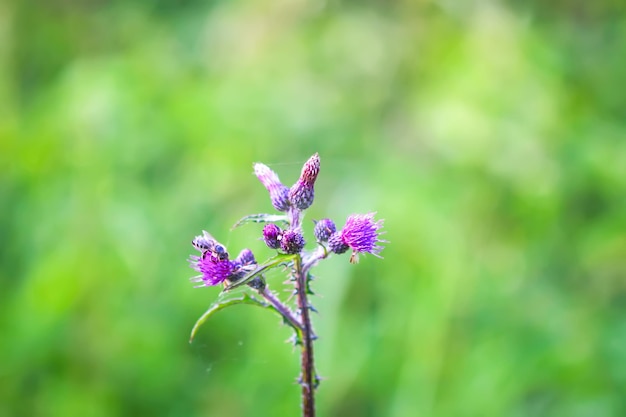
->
[[294, 255, 316, 417], [289, 207, 302, 229], [258, 286, 304, 332], [302, 245, 328, 275]]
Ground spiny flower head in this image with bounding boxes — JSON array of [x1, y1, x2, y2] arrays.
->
[[281, 229, 306, 254], [328, 213, 385, 263], [288, 153, 320, 210], [233, 248, 257, 267], [262, 223, 283, 249], [189, 232, 236, 286], [254, 163, 290, 212], [327, 233, 349, 255], [229, 248, 259, 284], [189, 251, 234, 286], [313, 218, 336, 242]]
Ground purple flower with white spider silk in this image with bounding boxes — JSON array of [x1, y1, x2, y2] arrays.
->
[[262, 223, 283, 249], [189, 251, 234, 287], [328, 213, 386, 263]]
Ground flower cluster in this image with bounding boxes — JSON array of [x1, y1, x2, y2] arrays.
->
[[189, 153, 386, 287], [189, 246, 258, 287], [326, 213, 385, 263]]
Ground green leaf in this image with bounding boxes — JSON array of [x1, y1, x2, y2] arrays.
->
[[231, 213, 288, 230], [189, 293, 269, 343], [224, 253, 295, 291]]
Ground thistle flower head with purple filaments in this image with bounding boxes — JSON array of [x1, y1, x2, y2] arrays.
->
[[329, 213, 386, 263], [189, 251, 234, 287]]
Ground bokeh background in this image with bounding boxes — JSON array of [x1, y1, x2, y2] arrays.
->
[[2, 0, 626, 416]]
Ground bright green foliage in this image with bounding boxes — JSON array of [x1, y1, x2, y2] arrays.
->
[[189, 293, 289, 344], [1, 1, 625, 417]]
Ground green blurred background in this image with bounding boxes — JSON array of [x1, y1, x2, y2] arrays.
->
[[2, 0, 626, 416]]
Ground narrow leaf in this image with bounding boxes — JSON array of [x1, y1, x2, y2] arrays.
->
[[231, 213, 288, 230], [224, 253, 295, 291], [189, 294, 268, 343]]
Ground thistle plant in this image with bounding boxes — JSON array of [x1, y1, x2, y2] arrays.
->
[[188, 153, 386, 417]]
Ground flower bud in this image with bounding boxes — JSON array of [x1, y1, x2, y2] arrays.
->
[[228, 248, 258, 284], [254, 163, 290, 211], [328, 232, 349, 255], [288, 153, 320, 210], [313, 218, 336, 242], [263, 223, 283, 249], [234, 248, 257, 266], [280, 229, 306, 254]]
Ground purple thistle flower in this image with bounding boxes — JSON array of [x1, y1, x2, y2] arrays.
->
[[189, 252, 234, 286], [263, 223, 283, 249], [329, 213, 385, 263], [254, 163, 290, 212], [281, 229, 306, 254], [288, 153, 320, 210], [313, 218, 336, 242]]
